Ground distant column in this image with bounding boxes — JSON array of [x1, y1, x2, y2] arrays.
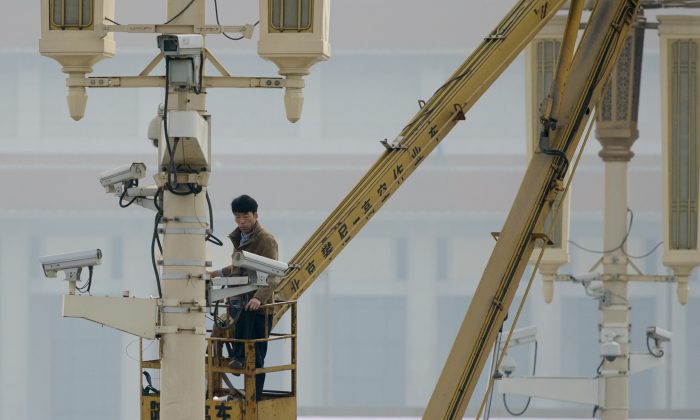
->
[[595, 14, 645, 420], [658, 16, 700, 305]]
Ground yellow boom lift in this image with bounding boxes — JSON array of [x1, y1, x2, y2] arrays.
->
[[272, 0, 640, 418]]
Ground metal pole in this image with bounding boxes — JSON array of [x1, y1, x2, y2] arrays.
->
[[595, 15, 644, 419], [599, 157, 631, 420], [159, 1, 208, 419]]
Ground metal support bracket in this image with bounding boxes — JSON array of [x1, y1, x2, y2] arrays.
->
[[380, 137, 407, 151], [155, 326, 207, 335], [154, 172, 210, 187], [161, 216, 209, 225], [160, 306, 205, 313], [490, 231, 552, 246], [161, 273, 207, 281], [531, 232, 554, 246], [158, 227, 210, 235], [211, 276, 249, 287], [453, 104, 466, 121], [159, 259, 212, 268], [100, 23, 253, 37], [498, 376, 605, 407]]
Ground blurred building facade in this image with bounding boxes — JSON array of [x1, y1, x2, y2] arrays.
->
[[0, 48, 697, 419]]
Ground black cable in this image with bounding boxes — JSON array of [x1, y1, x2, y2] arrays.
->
[[163, 65, 192, 192], [76, 266, 94, 295], [162, 62, 189, 195], [213, 0, 259, 41], [118, 189, 138, 208], [646, 336, 664, 358], [105, 17, 121, 25], [118, 180, 140, 208], [88, 266, 94, 296], [162, 54, 204, 197], [537, 115, 570, 181], [142, 371, 160, 395], [205, 191, 224, 246], [154, 187, 163, 213], [151, 212, 163, 298], [163, 58, 174, 187], [624, 241, 664, 259], [502, 341, 537, 416], [163, 0, 196, 24], [592, 405, 600, 418], [153, 188, 163, 253], [596, 358, 605, 376], [569, 208, 634, 254]]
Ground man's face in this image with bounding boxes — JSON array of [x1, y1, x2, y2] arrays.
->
[[234, 212, 258, 234]]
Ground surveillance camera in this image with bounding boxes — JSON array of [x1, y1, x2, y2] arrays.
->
[[157, 34, 204, 57], [570, 272, 600, 283], [39, 249, 102, 279], [499, 353, 518, 377], [148, 116, 161, 148], [601, 341, 621, 362], [99, 163, 147, 194], [157, 35, 204, 88], [232, 250, 289, 277], [646, 326, 672, 343]]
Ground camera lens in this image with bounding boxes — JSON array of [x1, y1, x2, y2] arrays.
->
[[163, 39, 178, 52]]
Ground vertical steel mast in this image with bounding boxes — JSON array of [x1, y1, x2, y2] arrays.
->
[[158, 2, 208, 419]]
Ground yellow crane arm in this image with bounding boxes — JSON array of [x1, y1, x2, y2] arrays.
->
[[272, 0, 567, 320], [423, 1, 641, 419]]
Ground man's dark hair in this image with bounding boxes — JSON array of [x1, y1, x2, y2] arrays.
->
[[231, 195, 258, 214]]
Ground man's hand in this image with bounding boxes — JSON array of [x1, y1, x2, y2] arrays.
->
[[207, 270, 220, 278], [245, 298, 262, 311]]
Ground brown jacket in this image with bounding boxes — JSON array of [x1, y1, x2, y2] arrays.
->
[[221, 223, 279, 304]]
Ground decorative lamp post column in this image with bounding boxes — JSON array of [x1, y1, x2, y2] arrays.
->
[[658, 15, 700, 305], [595, 14, 645, 420]]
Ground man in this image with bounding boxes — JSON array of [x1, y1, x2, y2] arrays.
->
[[209, 194, 278, 400]]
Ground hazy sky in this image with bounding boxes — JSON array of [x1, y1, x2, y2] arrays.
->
[[4, 1, 522, 50], [7, 1, 699, 54]]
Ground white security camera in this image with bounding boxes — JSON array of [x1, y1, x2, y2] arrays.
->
[[499, 353, 518, 377], [600, 327, 624, 361], [232, 250, 289, 277], [601, 341, 622, 362], [39, 249, 102, 280], [646, 326, 672, 343], [157, 34, 204, 57], [158, 35, 204, 88], [147, 104, 164, 148], [99, 163, 147, 194], [570, 272, 600, 283]]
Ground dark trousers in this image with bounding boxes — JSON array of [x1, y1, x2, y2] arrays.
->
[[232, 309, 272, 400]]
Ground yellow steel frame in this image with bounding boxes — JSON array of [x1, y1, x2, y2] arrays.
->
[[140, 301, 297, 420], [271, 0, 569, 322], [425, 1, 640, 417], [264, 0, 640, 418]]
